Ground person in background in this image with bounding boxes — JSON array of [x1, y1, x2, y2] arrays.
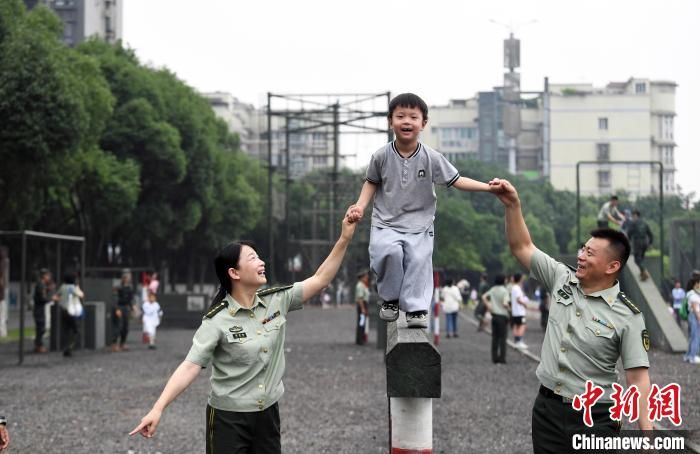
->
[[56, 271, 84, 357], [475, 274, 489, 332], [596, 195, 624, 229], [456, 278, 471, 305], [440, 279, 463, 338], [355, 270, 370, 345], [482, 275, 510, 364], [626, 210, 654, 281], [670, 279, 685, 326], [33, 268, 58, 353], [683, 277, 700, 364], [510, 273, 529, 349], [142, 291, 163, 350], [112, 272, 135, 352]]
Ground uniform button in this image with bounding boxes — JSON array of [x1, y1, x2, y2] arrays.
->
[[595, 329, 601, 335], [257, 330, 262, 335], [556, 381, 562, 386], [249, 313, 255, 318], [258, 405, 263, 410], [263, 348, 269, 353], [576, 311, 581, 317], [555, 387, 561, 393], [258, 384, 263, 389], [561, 347, 567, 352], [257, 399, 263, 404]]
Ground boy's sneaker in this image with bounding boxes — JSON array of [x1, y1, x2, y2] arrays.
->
[[515, 341, 528, 349], [406, 311, 428, 329], [379, 300, 399, 321]]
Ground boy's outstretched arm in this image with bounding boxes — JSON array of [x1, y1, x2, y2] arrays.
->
[[345, 181, 377, 223], [452, 176, 494, 193]]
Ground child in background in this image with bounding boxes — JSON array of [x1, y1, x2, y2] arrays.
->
[[142, 291, 163, 350]]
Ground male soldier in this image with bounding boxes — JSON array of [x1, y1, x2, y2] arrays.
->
[[626, 210, 654, 281], [33, 268, 58, 353], [596, 195, 624, 229], [490, 178, 652, 451]]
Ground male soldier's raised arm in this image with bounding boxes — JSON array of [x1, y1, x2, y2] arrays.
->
[[489, 178, 537, 270]]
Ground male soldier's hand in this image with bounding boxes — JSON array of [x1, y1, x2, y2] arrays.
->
[[488, 178, 520, 208], [115, 308, 122, 318]]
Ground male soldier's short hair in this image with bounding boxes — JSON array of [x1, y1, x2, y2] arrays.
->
[[632, 210, 641, 217], [388, 93, 429, 121], [590, 228, 631, 268], [610, 195, 619, 201]]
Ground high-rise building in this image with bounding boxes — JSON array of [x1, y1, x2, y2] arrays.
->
[[547, 78, 677, 196], [419, 99, 479, 163], [24, 0, 122, 47], [201, 92, 341, 179]]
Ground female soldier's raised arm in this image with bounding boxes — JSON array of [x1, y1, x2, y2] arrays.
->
[[301, 216, 357, 302]]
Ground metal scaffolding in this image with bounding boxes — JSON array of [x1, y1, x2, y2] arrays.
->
[[0, 230, 85, 365], [266, 92, 392, 283]]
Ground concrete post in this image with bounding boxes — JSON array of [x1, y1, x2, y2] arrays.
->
[[386, 316, 441, 453]]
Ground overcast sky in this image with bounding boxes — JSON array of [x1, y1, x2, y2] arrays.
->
[[123, 0, 700, 196]]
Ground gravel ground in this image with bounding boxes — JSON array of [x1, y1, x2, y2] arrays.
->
[[0, 305, 697, 453]]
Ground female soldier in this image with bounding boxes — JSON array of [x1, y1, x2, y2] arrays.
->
[[130, 216, 356, 452]]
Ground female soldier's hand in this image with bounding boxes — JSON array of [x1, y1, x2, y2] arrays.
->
[[129, 408, 162, 438], [341, 214, 358, 241]]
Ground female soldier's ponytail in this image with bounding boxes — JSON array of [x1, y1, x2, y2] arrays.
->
[[209, 240, 258, 309]]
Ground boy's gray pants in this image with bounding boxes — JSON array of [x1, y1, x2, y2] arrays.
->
[[369, 225, 434, 313]]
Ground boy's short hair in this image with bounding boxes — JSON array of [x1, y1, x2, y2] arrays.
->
[[590, 228, 631, 268], [388, 93, 428, 121]]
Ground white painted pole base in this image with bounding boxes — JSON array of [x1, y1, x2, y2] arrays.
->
[[390, 397, 432, 453]]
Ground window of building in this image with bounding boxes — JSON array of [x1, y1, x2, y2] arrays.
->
[[598, 117, 608, 130], [598, 170, 611, 188], [64, 22, 74, 38], [635, 83, 646, 94], [312, 156, 327, 166], [596, 143, 610, 161]]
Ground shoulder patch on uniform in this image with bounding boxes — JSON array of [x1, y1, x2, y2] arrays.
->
[[257, 284, 293, 297], [617, 292, 641, 314], [204, 300, 228, 319], [642, 329, 651, 352]]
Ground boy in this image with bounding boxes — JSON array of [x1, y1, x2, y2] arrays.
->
[[142, 291, 163, 350], [346, 93, 495, 328]]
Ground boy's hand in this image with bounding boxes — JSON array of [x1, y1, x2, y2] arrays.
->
[[345, 204, 364, 223], [488, 178, 520, 208]]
